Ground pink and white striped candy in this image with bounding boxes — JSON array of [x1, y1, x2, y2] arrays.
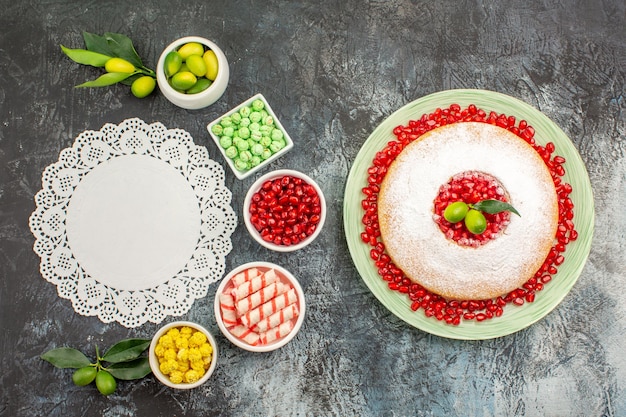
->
[[219, 293, 238, 328], [259, 321, 294, 345], [229, 324, 260, 346], [235, 281, 286, 316], [240, 288, 298, 328], [253, 303, 299, 333], [231, 267, 260, 287], [231, 269, 279, 301]]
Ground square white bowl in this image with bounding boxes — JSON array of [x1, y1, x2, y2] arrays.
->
[[207, 94, 294, 180]]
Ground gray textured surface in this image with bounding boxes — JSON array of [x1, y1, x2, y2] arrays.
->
[[1, 0, 625, 416]]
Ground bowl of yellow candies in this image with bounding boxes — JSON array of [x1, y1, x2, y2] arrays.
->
[[149, 321, 218, 389], [156, 36, 229, 109]]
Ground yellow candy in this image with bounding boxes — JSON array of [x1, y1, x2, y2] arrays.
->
[[177, 360, 190, 372], [199, 342, 212, 357], [189, 331, 207, 347], [169, 371, 184, 384], [175, 336, 189, 350], [155, 326, 212, 384], [184, 370, 202, 384], [158, 334, 174, 349], [191, 360, 205, 371]]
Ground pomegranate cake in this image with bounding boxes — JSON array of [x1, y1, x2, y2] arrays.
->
[[377, 122, 559, 300]]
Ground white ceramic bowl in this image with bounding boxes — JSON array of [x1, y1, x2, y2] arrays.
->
[[214, 262, 306, 352], [243, 169, 326, 252], [149, 321, 218, 389], [156, 36, 229, 109], [207, 94, 294, 180]]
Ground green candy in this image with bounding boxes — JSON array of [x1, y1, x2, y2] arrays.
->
[[250, 155, 262, 167], [260, 136, 271, 147], [225, 146, 238, 159], [220, 116, 233, 128], [270, 140, 284, 153], [236, 140, 249, 151], [231, 113, 242, 124], [250, 131, 263, 142], [271, 129, 284, 141], [251, 99, 265, 111], [214, 98, 290, 174], [238, 126, 250, 139], [239, 106, 251, 118], [234, 158, 249, 171], [251, 143, 264, 156], [223, 126, 234, 137], [261, 148, 273, 160], [219, 136, 232, 149], [239, 150, 252, 162], [249, 111, 262, 123], [211, 124, 223, 136]]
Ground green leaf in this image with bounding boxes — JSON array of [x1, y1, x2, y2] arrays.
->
[[60, 45, 111, 67], [83, 31, 144, 69], [75, 72, 133, 88], [472, 199, 521, 217], [106, 357, 152, 380], [101, 338, 151, 363], [82, 32, 116, 56], [41, 347, 92, 369], [119, 73, 143, 86]]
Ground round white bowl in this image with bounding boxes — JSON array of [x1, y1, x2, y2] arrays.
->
[[214, 261, 306, 353], [243, 169, 326, 252], [149, 321, 218, 389], [156, 36, 229, 110]]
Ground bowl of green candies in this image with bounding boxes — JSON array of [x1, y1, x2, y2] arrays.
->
[[157, 36, 229, 110], [207, 94, 294, 180]]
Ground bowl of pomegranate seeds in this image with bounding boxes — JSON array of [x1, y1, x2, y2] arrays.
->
[[243, 169, 326, 252], [214, 261, 306, 352]]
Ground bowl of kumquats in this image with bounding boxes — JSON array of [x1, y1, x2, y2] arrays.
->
[[214, 262, 306, 352], [149, 321, 218, 389]]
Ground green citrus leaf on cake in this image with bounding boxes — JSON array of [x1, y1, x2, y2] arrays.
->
[[471, 199, 520, 217]]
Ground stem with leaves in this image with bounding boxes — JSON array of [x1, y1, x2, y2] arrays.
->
[[60, 31, 156, 96], [41, 338, 152, 396]]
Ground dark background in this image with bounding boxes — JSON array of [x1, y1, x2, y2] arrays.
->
[[1, 1, 624, 416]]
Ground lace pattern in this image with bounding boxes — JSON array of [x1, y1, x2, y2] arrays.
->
[[29, 118, 237, 327]]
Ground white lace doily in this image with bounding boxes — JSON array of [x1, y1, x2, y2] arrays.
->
[[29, 118, 238, 328]]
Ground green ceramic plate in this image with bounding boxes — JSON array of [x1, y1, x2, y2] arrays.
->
[[343, 89, 594, 340]]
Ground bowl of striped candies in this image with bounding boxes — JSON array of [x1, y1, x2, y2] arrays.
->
[[214, 262, 305, 352]]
